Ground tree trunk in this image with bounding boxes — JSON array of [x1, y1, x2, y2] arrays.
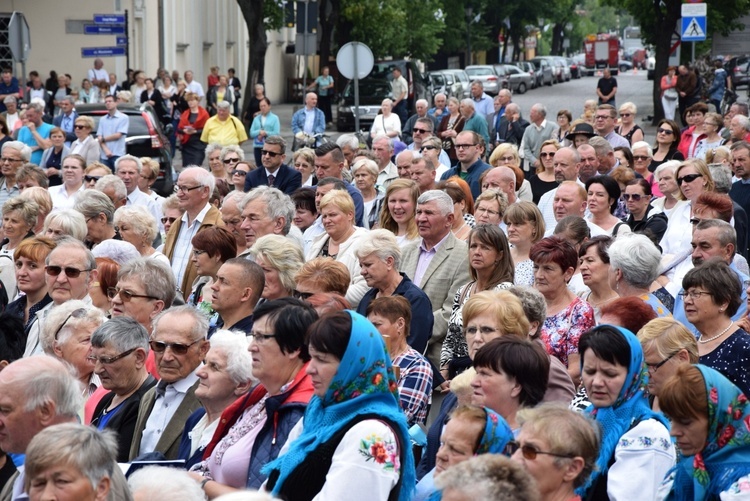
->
[[237, 0, 268, 119], [319, 0, 339, 84], [552, 23, 563, 55], [651, 0, 681, 124]]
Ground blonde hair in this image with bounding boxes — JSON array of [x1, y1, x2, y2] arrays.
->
[[319, 190, 355, 217], [489, 143, 520, 168], [249, 235, 304, 295], [462, 290, 529, 338], [675, 158, 715, 201], [379, 179, 419, 239], [637, 317, 699, 363]]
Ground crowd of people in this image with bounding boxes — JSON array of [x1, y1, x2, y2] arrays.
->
[[3, 56, 750, 501]]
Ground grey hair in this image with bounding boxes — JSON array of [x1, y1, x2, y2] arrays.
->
[[588, 136, 613, 156], [217, 100, 231, 110], [471, 80, 484, 89], [114, 205, 159, 242], [394, 149, 415, 166], [76, 188, 116, 223], [631, 141, 653, 158], [418, 190, 454, 216], [265, 135, 287, 154], [416, 98, 429, 107], [95, 174, 128, 203], [695, 218, 737, 250], [222, 189, 246, 208], [118, 257, 176, 307], [239, 186, 294, 236], [205, 143, 223, 158], [708, 164, 732, 194], [115, 154, 143, 174], [62, 95, 76, 105], [26, 101, 44, 114], [371, 135, 393, 151], [206, 330, 256, 386], [220, 144, 245, 162], [162, 193, 181, 212], [8, 355, 83, 419], [152, 305, 208, 342], [2, 197, 39, 229], [91, 316, 150, 353], [181, 166, 216, 195], [2, 95, 16, 104], [460, 98, 475, 110], [336, 133, 360, 150], [2, 141, 31, 162], [737, 115, 750, 132], [434, 454, 540, 500], [128, 466, 207, 501], [42, 300, 106, 355], [608, 232, 661, 288], [653, 159, 682, 182], [531, 103, 547, 118], [507, 285, 547, 339], [351, 158, 378, 178], [24, 424, 118, 492], [355, 228, 402, 268], [415, 116, 435, 132], [91, 239, 141, 265], [43, 209, 88, 242], [47, 237, 97, 271], [506, 103, 521, 116], [248, 234, 304, 294]]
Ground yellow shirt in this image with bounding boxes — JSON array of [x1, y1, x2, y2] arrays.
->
[[200, 116, 248, 146]]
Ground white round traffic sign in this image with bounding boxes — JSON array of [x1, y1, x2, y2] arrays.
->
[[336, 42, 374, 80]]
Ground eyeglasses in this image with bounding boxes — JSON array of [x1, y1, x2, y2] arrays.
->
[[223, 157, 241, 164], [539, 152, 555, 158], [176, 184, 203, 193], [621, 193, 644, 201], [645, 352, 677, 373], [192, 249, 207, 256], [454, 144, 477, 149], [506, 441, 576, 461], [149, 339, 202, 355], [689, 217, 703, 226], [633, 155, 650, 161], [74, 124, 89, 130], [106, 287, 158, 302], [0, 157, 22, 163], [657, 128, 674, 135], [45, 266, 91, 278], [498, 155, 516, 162], [475, 207, 500, 216], [705, 122, 720, 127], [87, 348, 137, 365], [413, 128, 429, 134], [620, 113, 632, 117], [261, 150, 281, 157], [678, 289, 713, 300], [54, 307, 87, 341], [677, 173, 703, 185], [464, 326, 498, 336], [594, 115, 612, 121], [232, 169, 248, 176], [161, 216, 178, 224], [248, 330, 276, 343], [420, 145, 438, 152], [84, 175, 102, 183], [294, 290, 313, 300]]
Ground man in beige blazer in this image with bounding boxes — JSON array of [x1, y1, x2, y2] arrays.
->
[[400, 190, 471, 369], [129, 306, 208, 460]]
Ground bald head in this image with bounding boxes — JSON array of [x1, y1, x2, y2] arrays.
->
[[553, 181, 587, 220], [553, 147, 580, 183], [576, 144, 598, 182], [483, 167, 516, 203]]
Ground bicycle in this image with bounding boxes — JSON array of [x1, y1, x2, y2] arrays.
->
[[721, 88, 738, 116], [292, 132, 332, 151]]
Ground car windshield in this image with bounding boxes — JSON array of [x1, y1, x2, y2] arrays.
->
[[430, 74, 446, 85], [343, 79, 392, 98], [466, 68, 494, 77]]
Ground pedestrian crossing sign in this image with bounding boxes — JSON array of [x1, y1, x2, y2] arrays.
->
[[681, 16, 706, 42]]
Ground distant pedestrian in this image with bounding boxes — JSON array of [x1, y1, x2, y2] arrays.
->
[[596, 68, 617, 107], [308, 66, 335, 124]]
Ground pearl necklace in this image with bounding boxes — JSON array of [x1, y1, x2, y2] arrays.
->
[[698, 321, 734, 344]]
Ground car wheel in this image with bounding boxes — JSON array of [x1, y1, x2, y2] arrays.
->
[[619, 65, 628, 73], [518, 82, 527, 94], [546, 77, 553, 86]]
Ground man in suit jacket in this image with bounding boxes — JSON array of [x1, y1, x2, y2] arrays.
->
[[491, 103, 529, 149], [52, 96, 78, 145], [164, 167, 225, 300], [129, 306, 209, 460], [400, 190, 471, 369], [244, 135, 301, 195]]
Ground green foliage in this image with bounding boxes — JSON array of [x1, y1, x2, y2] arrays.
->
[[263, 0, 285, 31]]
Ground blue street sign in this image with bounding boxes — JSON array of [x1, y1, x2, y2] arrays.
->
[[81, 47, 126, 58], [116, 36, 128, 46], [94, 14, 126, 24], [681, 16, 706, 42], [85, 24, 125, 35]]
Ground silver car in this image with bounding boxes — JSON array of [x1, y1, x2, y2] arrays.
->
[[465, 65, 506, 95], [494, 64, 533, 94]]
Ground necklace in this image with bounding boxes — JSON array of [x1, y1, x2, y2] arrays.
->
[[699, 321, 734, 344]]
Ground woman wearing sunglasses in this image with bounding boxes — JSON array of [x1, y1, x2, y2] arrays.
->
[[215, 145, 244, 184], [577, 325, 675, 500], [69, 115, 101, 166], [413, 405, 514, 501], [512, 404, 599, 501], [623, 179, 668, 243], [694, 111, 727, 162], [528, 140, 560, 204], [649, 119, 684, 174], [659, 158, 715, 264]]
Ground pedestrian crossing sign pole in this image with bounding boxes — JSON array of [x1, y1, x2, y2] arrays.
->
[[681, 3, 706, 62]]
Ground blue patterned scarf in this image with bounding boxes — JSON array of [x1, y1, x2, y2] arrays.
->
[[668, 365, 750, 500], [476, 407, 513, 454], [579, 325, 670, 495], [264, 310, 415, 501]]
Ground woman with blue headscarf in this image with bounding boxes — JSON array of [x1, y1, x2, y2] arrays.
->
[[657, 364, 750, 500], [263, 310, 415, 501], [413, 405, 514, 501], [578, 325, 675, 500]]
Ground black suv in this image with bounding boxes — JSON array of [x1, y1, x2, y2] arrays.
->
[[727, 56, 750, 89], [76, 103, 174, 196]]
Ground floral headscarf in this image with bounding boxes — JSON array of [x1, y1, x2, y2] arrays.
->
[[669, 365, 750, 500], [264, 310, 415, 501], [476, 407, 513, 455], [579, 325, 670, 495]]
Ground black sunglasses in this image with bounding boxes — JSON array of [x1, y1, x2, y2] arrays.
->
[[621, 194, 644, 201], [45, 266, 91, 278], [413, 128, 429, 134], [107, 287, 158, 302], [84, 175, 102, 183], [232, 169, 248, 176], [161, 216, 178, 224], [74, 124, 89, 130], [149, 339, 202, 355], [419, 145, 438, 152], [223, 157, 241, 164], [506, 441, 576, 460], [54, 307, 87, 341], [261, 150, 280, 157], [677, 173, 703, 185]]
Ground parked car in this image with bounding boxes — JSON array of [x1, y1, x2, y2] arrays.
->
[[618, 59, 633, 73], [515, 61, 540, 88], [336, 78, 392, 132], [530, 57, 555, 86], [440, 69, 472, 98], [427, 71, 447, 98], [494, 64, 533, 94], [76, 103, 174, 196], [566, 58, 580, 79], [426, 69, 467, 99], [465, 65, 507, 95], [553, 57, 571, 81], [727, 55, 750, 89]]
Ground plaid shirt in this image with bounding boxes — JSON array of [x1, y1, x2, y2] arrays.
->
[[393, 348, 433, 425]]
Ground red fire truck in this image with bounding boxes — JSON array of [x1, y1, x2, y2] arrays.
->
[[583, 34, 620, 76]]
